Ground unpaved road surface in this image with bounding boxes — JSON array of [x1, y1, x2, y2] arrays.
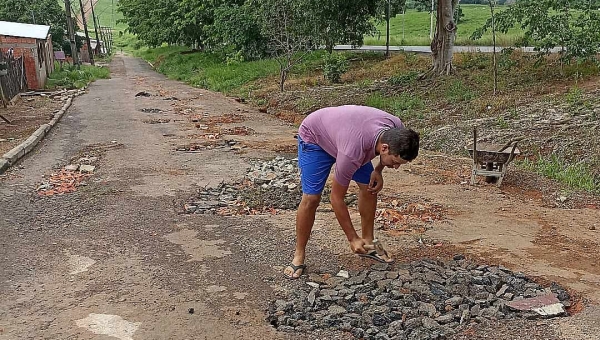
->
[[1, 55, 599, 339]]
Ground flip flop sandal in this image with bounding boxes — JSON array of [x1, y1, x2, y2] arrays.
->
[[359, 250, 394, 263], [284, 263, 306, 280]]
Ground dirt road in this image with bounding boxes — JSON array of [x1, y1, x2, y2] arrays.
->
[[1, 55, 599, 339]]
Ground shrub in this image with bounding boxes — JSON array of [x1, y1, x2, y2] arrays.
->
[[46, 64, 110, 89], [323, 53, 349, 83]]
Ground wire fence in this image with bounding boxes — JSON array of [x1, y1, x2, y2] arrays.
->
[[0, 50, 27, 105]]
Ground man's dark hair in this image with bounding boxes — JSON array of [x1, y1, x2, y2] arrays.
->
[[381, 128, 420, 161]]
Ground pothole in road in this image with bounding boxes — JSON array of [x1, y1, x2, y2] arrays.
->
[[183, 157, 444, 221], [140, 108, 163, 113], [221, 126, 255, 136], [143, 118, 171, 124], [183, 156, 301, 215], [36, 142, 122, 197], [267, 259, 571, 339], [175, 139, 242, 152]]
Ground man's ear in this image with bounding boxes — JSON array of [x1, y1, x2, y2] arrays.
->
[[380, 143, 389, 154]]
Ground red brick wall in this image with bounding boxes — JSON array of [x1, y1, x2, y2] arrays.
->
[[0, 35, 42, 89]]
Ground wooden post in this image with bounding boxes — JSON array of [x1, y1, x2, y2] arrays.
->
[[64, 0, 79, 66], [78, 0, 95, 65]]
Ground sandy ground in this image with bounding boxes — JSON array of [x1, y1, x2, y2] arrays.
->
[[1, 54, 599, 339]]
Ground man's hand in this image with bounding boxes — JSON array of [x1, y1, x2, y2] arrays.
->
[[368, 170, 384, 194], [349, 237, 367, 254]]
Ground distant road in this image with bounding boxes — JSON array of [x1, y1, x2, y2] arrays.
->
[[333, 45, 564, 54]]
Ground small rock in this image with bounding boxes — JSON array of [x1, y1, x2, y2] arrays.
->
[[306, 282, 320, 289], [307, 289, 317, 306], [336, 270, 349, 279], [188, 308, 194, 314], [79, 164, 95, 173], [327, 305, 346, 316], [65, 164, 79, 171], [453, 254, 465, 261], [435, 313, 455, 324]]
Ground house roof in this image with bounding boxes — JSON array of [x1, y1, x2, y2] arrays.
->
[[0, 21, 50, 39]]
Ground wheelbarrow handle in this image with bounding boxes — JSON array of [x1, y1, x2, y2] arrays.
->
[[497, 137, 525, 152]]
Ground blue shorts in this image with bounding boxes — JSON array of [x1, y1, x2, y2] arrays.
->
[[297, 137, 374, 195]]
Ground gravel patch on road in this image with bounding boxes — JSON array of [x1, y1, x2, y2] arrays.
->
[[267, 257, 570, 339]]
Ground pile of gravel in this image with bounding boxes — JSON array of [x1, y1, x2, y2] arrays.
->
[[267, 257, 570, 339], [184, 157, 301, 214]]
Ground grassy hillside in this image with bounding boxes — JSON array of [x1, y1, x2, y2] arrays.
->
[[365, 4, 524, 46]]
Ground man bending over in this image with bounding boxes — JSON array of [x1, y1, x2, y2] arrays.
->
[[284, 105, 420, 279]]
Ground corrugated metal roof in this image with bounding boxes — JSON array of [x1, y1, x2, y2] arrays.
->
[[0, 21, 50, 39]]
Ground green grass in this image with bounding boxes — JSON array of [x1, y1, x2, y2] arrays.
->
[[364, 4, 524, 47], [444, 79, 477, 103], [137, 47, 331, 93], [365, 92, 425, 119], [521, 155, 600, 193], [46, 63, 110, 89]]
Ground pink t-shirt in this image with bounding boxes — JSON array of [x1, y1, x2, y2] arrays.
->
[[298, 105, 403, 186]]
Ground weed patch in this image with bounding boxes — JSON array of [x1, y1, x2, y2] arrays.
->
[[520, 155, 599, 193], [365, 93, 425, 120], [444, 80, 477, 103], [47, 64, 110, 89]]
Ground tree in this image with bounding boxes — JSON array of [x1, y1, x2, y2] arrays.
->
[[211, 3, 267, 60], [472, 0, 600, 63], [309, 0, 380, 53], [118, 0, 182, 47], [253, 0, 318, 91], [428, 0, 460, 75], [0, 0, 66, 49]]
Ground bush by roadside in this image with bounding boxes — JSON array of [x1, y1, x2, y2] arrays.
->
[[46, 64, 110, 90]]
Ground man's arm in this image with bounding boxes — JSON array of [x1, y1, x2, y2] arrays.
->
[[368, 161, 385, 194]]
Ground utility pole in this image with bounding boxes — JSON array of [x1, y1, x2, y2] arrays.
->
[[385, 0, 390, 58], [90, 0, 102, 55], [64, 0, 79, 67], [78, 0, 95, 65]]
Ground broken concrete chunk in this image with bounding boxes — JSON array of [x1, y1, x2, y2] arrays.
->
[[79, 164, 96, 173], [65, 164, 79, 171], [336, 270, 349, 279], [505, 293, 561, 312]]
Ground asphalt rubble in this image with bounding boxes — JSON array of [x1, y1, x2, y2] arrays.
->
[[267, 258, 571, 340], [184, 156, 302, 214]]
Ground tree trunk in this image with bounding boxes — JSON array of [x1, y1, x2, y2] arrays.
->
[[429, 0, 459, 76], [279, 68, 288, 92]]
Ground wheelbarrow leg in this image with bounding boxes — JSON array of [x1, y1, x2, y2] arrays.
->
[[497, 162, 508, 187]]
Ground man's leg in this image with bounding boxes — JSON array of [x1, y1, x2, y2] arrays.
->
[[284, 137, 334, 278], [284, 193, 321, 278]]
